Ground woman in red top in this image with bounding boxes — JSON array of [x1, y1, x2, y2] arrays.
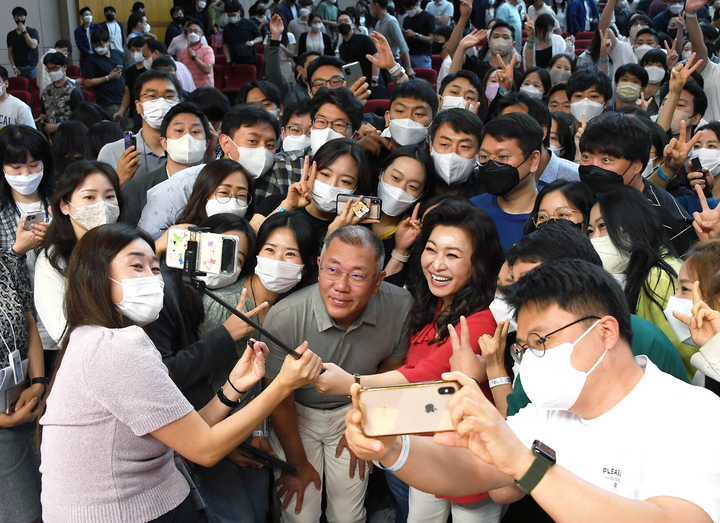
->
[[315, 199, 505, 523]]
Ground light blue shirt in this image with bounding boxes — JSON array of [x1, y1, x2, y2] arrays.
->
[[537, 151, 580, 189], [494, 2, 523, 53]]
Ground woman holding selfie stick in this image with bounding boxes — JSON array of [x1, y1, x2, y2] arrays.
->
[[39, 223, 322, 523]]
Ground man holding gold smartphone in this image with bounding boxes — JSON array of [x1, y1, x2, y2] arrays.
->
[[344, 259, 720, 523]]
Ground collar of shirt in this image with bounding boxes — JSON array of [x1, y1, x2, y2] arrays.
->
[[310, 283, 378, 332], [136, 130, 162, 159]]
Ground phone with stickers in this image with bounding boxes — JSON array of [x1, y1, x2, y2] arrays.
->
[[336, 195, 382, 220], [165, 227, 240, 276], [357, 380, 461, 437]]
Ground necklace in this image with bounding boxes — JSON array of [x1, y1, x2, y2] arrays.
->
[[249, 275, 258, 307]]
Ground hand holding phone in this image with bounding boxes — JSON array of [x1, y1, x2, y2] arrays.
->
[[22, 212, 44, 231], [342, 61, 364, 90]]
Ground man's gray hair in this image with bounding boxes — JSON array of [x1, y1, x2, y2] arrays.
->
[[320, 226, 385, 274]]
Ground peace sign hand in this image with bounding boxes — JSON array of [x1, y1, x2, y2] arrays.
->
[[665, 38, 678, 69], [669, 52, 702, 94], [663, 120, 702, 172], [282, 157, 316, 211], [524, 13, 535, 41], [673, 281, 720, 347], [393, 202, 421, 252], [496, 53, 516, 92], [692, 183, 720, 240], [636, 92, 653, 111]]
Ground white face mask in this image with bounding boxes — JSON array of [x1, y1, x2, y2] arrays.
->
[[617, 0, 628, 8], [441, 95, 472, 111], [228, 138, 274, 179], [670, 110, 693, 135], [165, 134, 207, 164], [95, 46, 108, 55], [488, 294, 517, 333], [311, 179, 354, 213], [188, 32, 202, 44], [69, 200, 120, 230], [634, 44, 653, 61], [205, 197, 248, 217], [645, 65, 665, 84], [310, 127, 346, 155], [668, 3, 682, 13], [200, 271, 239, 289], [549, 144, 563, 156], [590, 235, 631, 274], [4, 170, 43, 195], [489, 38, 512, 55], [255, 255, 304, 293], [300, 7, 311, 17], [312, 22, 324, 31], [629, 24, 647, 41], [388, 118, 428, 146], [49, 69, 65, 83], [663, 295, 697, 346], [430, 148, 476, 186], [282, 134, 311, 152], [550, 69, 571, 84], [110, 276, 165, 326], [198, 0, 207, 7], [570, 97, 604, 123], [143, 56, 153, 70], [143, 23, 152, 33], [141, 97, 178, 129], [83, 14, 93, 23], [521, 319, 604, 410], [132, 51, 144, 64], [641, 159, 657, 179], [228, 16, 240, 23], [682, 50, 692, 60], [377, 179, 418, 216], [519, 85, 544, 99], [690, 148, 720, 177]]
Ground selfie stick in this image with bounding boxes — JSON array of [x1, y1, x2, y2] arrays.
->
[[181, 233, 301, 360]]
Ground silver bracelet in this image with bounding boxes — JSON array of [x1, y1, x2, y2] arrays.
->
[[373, 434, 410, 472], [489, 377, 512, 389]]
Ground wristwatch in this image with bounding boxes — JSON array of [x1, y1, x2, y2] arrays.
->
[[191, 55, 197, 60], [515, 440, 556, 494]]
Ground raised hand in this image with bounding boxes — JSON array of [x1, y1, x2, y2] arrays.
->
[[665, 38, 679, 69], [574, 113, 587, 158], [637, 92, 653, 111], [692, 183, 720, 240], [685, 0, 708, 15], [393, 202, 421, 253], [524, 13, 535, 42], [673, 281, 720, 346], [663, 120, 702, 172], [459, 0, 472, 18], [282, 157, 316, 211], [669, 52, 702, 94], [367, 32, 397, 71], [459, 29, 487, 50], [222, 287, 269, 341], [270, 13, 284, 39], [496, 52, 516, 92], [228, 339, 269, 393], [448, 316, 486, 382], [599, 29, 611, 58], [478, 320, 510, 375]]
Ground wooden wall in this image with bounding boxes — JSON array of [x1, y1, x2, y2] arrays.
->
[[76, 0, 174, 42]]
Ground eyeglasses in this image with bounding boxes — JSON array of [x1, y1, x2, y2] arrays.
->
[[319, 266, 377, 286], [311, 75, 345, 90], [45, 66, 63, 73], [477, 153, 524, 166], [139, 93, 180, 102], [285, 124, 309, 137], [533, 207, 582, 226], [214, 188, 252, 205], [511, 316, 600, 364], [312, 116, 352, 134]]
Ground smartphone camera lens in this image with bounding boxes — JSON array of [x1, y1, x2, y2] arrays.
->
[[438, 386, 455, 395]]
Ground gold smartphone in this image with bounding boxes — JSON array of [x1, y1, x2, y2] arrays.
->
[[358, 380, 461, 437]]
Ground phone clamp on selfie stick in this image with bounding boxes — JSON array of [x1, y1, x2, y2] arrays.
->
[[181, 227, 301, 360]]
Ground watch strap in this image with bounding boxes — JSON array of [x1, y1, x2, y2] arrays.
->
[[515, 440, 556, 494], [217, 386, 240, 408], [30, 377, 49, 387]]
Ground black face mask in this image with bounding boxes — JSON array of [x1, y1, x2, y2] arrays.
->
[[105, 12, 116, 21], [173, 16, 183, 23], [578, 164, 625, 193], [479, 157, 530, 197], [338, 23, 352, 35], [432, 41, 444, 54]]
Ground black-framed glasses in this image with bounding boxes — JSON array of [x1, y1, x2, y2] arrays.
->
[[311, 75, 345, 90], [511, 316, 600, 364], [312, 116, 351, 134], [46, 65, 63, 73], [319, 266, 377, 286], [139, 92, 180, 102], [214, 188, 252, 205]]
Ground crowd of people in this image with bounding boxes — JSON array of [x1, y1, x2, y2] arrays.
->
[[2, 0, 720, 521]]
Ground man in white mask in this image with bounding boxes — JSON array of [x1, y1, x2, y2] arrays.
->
[[279, 99, 312, 153], [112, 36, 147, 128], [38, 52, 84, 137], [36, 39, 73, 92], [598, 0, 654, 66], [566, 68, 612, 124], [656, 67, 706, 141], [121, 102, 209, 228], [438, 70, 482, 112], [83, 29, 126, 122], [343, 259, 720, 523], [237, 80, 284, 119], [98, 70, 182, 184]]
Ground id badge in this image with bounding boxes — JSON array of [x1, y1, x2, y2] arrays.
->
[[9, 350, 23, 385]]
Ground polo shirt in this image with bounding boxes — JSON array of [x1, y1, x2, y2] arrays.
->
[[263, 282, 414, 409], [97, 128, 166, 179], [288, 17, 311, 42], [223, 19, 261, 65], [83, 49, 126, 106], [537, 151, 580, 188], [178, 44, 215, 87], [7, 27, 39, 67], [338, 34, 378, 84], [375, 14, 408, 58], [470, 193, 530, 251], [425, 0, 454, 23]]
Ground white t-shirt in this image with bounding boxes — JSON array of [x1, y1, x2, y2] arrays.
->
[[105, 21, 123, 51], [507, 356, 720, 521], [701, 60, 720, 123], [0, 94, 35, 129], [610, 35, 637, 66]]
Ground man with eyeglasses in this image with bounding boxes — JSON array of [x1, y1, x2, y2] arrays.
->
[[279, 99, 312, 153], [470, 113, 542, 251], [343, 258, 720, 523], [38, 52, 84, 136], [262, 225, 413, 523], [98, 70, 183, 184], [36, 39, 72, 92]]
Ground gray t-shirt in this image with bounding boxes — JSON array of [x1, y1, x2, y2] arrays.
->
[[263, 282, 414, 409], [374, 14, 409, 58], [97, 128, 167, 179]]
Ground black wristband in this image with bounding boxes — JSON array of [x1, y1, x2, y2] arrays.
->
[[30, 377, 48, 387], [226, 379, 243, 396], [216, 386, 240, 408]]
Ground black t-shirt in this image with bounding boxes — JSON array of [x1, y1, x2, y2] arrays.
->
[[223, 19, 261, 65], [403, 11, 435, 57], [83, 49, 126, 106], [463, 55, 522, 86], [6, 27, 39, 66], [534, 46, 553, 68], [339, 34, 378, 83], [165, 22, 183, 47], [125, 65, 146, 118]]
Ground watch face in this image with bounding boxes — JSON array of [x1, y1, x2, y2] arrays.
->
[[532, 440, 557, 463]]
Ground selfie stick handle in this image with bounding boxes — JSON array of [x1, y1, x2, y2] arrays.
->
[[182, 238, 301, 360]]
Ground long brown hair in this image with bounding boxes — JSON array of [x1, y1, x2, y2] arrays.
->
[[684, 240, 720, 310], [176, 159, 255, 224]]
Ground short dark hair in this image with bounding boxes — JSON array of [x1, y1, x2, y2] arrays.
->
[[79, 6, 92, 15], [429, 108, 483, 143], [281, 99, 312, 127], [579, 112, 651, 169], [550, 112, 576, 161], [524, 180, 593, 234], [490, 19, 515, 40], [377, 144, 437, 197], [159, 101, 210, 140], [0, 66, 7, 83], [226, 1, 243, 13], [306, 55, 346, 85], [681, 80, 708, 120], [614, 63, 648, 88], [626, 12, 653, 31], [128, 11, 145, 30], [439, 70, 482, 100], [565, 68, 613, 103], [502, 259, 634, 345], [12, 7, 27, 16], [43, 51, 67, 68], [170, 6, 183, 16], [313, 138, 371, 194], [221, 105, 280, 140], [486, 92, 551, 148], [237, 80, 283, 108], [547, 53, 576, 72], [185, 87, 231, 124], [520, 67, 552, 94], [372, 0, 389, 9], [187, 18, 204, 31], [296, 50, 321, 68], [635, 27, 659, 43], [91, 29, 110, 45], [132, 2, 146, 11], [128, 36, 146, 50], [390, 78, 439, 116], [311, 87, 364, 132], [133, 69, 183, 102], [509, 220, 601, 268], [146, 38, 168, 55], [54, 39, 73, 54], [104, 5, 116, 14], [151, 56, 176, 71], [482, 112, 543, 159]]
